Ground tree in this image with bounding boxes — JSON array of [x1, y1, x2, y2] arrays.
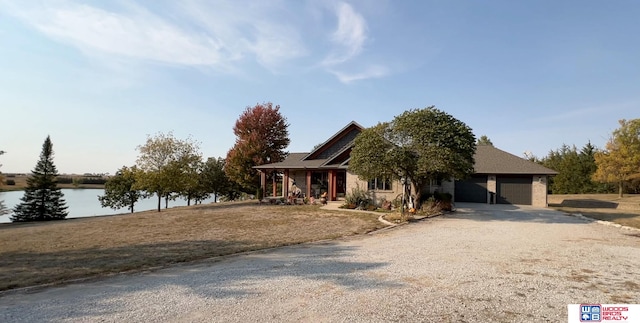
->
[[225, 102, 290, 193], [349, 107, 476, 207], [98, 166, 147, 213], [200, 157, 233, 203], [178, 159, 207, 206], [0, 150, 9, 216], [593, 119, 640, 197], [477, 135, 493, 146], [135, 132, 202, 212], [12, 136, 68, 222]]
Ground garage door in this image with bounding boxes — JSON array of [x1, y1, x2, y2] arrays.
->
[[496, 176, 532, 205], [455, 175, 488, 203]]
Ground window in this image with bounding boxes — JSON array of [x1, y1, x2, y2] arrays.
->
[[368, 178, 392, 191]]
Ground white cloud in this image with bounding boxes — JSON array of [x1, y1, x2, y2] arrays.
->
[[320, 2, 390, 83], [329, 65, 389, 83], [322, 2, 368, 66], [2, 1, 307, 71]]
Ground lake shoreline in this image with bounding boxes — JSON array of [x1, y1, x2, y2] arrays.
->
[[0, 189, 218, 224]]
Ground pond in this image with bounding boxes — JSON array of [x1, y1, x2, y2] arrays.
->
[[0, 189, 217, 223]]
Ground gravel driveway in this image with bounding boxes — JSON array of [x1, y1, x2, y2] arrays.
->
[[1, 204, 639, 322]]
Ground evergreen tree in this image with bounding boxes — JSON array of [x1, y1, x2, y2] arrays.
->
[[12, 136, 68, 222], [477, 135, 493, 146]]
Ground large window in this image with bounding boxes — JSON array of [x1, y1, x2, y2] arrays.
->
[[368, 178, 392, 191]]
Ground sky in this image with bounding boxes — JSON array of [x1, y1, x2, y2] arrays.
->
[[1, 0, 639, 174]]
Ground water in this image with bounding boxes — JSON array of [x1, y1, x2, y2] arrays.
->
[[0, 189, 217, 223]]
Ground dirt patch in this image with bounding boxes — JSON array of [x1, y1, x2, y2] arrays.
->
[[0, 202, 388, 291]]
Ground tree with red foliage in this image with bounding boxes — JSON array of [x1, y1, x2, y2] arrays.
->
[[225, 102, 290, 194]]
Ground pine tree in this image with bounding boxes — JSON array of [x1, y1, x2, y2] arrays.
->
[[12, 136, 68, 222]]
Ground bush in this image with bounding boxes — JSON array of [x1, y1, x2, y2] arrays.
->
[[420, 197, 442, 216], [344, 186, 372, 210]]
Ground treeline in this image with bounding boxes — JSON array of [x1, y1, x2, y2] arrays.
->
[[100, 102, 289, 213], [532, 142, 616, 194], [532, 119, 640, 196], [57, 176, 108, 185], [99, 134, 240, 213]]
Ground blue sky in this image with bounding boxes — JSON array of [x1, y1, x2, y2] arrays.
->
[[1, 0, 638, 174]]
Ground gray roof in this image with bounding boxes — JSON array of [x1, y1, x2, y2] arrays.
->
[[255, 121, 557, 175], [254, 153, 331, 170], [474, 145, 557, 175]]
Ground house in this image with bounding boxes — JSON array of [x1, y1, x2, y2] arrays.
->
[[255, 121, 557, 207]]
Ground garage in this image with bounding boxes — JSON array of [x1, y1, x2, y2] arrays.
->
[[496, 176, 532, 205], [455, 175, 488, 203]]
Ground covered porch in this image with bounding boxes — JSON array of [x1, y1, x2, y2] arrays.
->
[[258, 168, 346, 201]]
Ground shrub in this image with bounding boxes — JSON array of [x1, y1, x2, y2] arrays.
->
[[420, 197, 442, 216], [344, 186, 372, 210]]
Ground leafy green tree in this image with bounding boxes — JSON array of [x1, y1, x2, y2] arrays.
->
[[200, 157, 234, 203], [178, 159, 206, 206], [135, 132, 202, 212], [225, 102, 290, 193], [0, 150, 9, 216], [593, 119, 640, 197], [98, 166, 147, 213], [349, 107, 476, 207], [12, 136, 68, 222], [477, 135, 493, 146]]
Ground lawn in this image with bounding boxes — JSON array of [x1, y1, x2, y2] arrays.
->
[[0, 201, 388, 291], [549, 194, 640, 229]]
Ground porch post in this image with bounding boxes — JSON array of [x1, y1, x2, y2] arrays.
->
[[328, 170, 336, 201], [260, 171, 266, 198], [306, 170, 312, 199], [283, 169, 290, 197], [272, 172, 277, 197]]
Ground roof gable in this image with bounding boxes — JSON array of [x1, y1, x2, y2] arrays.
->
[[304, 121, 364, 160], [474, 145, 558, 175]]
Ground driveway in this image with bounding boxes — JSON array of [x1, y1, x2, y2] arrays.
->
[[1, 204, 639, 322]]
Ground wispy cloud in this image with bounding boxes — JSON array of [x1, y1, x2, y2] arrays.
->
[[2, 1, 306, 72], [322, 2, 367, 66], [321, 2, 389, 83], [329, 65, 389, 84]]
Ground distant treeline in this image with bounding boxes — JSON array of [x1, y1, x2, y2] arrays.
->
[[57, 176, 108, 185]]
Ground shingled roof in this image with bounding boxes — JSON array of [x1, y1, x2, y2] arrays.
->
[[474, 145, 557, 175], [255, 121, 557, 175]]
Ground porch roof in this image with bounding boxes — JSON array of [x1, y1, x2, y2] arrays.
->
[[254, 153, 348, 170]]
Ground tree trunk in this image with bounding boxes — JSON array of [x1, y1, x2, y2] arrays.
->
[[165, 195, 169, 209], [619, 181, 624, 198], [156, 193, 161, 212]]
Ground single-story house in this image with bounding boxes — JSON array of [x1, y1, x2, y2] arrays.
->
[[255, 121, 557, 207]]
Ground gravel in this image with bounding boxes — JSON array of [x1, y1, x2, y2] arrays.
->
[[1, 203, 639, 322]]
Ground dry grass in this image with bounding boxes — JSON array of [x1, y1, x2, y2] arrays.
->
[[549, 194, 640, 229], [0, 201, 387, 291]]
